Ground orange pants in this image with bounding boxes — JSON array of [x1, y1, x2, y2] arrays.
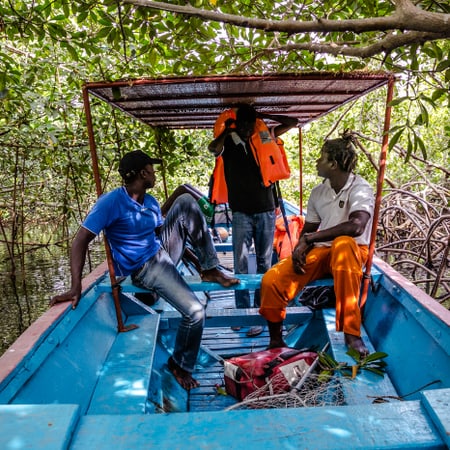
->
[[259, 236, 368, 336]]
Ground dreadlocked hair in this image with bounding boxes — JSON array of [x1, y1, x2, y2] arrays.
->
[[323, 132, 358, 172]]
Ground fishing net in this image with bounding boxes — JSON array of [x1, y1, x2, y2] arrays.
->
[[225, 370, 350, 410], [224, 354, 395, 410], [223, 344, 397, 411]]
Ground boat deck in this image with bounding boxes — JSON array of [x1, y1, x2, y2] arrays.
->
[[93, 246, 398, 414], [1, 248, 450, 449]]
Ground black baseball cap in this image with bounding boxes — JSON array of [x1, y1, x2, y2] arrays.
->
[[118, 150, 162, 180]]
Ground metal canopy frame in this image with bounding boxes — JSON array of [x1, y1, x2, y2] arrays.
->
[[82, 71, 396, 331], [83, 72, 392, 130]]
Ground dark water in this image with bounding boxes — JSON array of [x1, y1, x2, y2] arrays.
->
[[0, 239, 105, 357]]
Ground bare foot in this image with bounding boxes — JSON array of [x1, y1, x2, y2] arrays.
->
[[167, 357, 200, 390], [344, 333, 369, 358], [201, 267, 240, 288]]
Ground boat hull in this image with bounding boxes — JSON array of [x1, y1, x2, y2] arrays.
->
[[0, 257, 449, 449]]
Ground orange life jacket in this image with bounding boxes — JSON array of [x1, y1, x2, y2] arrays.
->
[[209, 109, 291, 205], [273, 214, 304, 260]]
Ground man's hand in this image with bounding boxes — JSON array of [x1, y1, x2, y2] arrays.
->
[[291, 235, 313, 274], [224, 118, 235, 129], [49, 288, 81, 310], [49, 227, 94, 310], [208, 118, 236, 155], [292, 247, 306, 274]]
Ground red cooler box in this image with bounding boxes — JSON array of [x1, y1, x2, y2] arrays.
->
[[224, 347, 317, 400]]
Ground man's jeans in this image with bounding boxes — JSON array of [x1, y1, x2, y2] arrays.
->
[[232, 210, 276, 308], [132, 194, 219, 373]]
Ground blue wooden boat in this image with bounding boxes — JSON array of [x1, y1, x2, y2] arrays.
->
[[0, 74, 449, 449]]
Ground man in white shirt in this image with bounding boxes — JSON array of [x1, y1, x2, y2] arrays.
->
[[259, 136, 374, 357]]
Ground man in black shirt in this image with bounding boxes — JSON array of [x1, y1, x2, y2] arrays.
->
[[209, 105, 297, 335]]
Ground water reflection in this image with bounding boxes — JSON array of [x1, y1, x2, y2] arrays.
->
[[0, 240, 105, 357]]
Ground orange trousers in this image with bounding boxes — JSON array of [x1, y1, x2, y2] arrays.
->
[[259, 236, 368, 337]]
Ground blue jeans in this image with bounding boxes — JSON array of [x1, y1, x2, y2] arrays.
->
[[132, 194, 219, 373], [232, 210, 276, 308]]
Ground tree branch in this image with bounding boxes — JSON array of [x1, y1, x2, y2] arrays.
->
[[123, 0, 450, 35], [225, 30, 445, 61], [280, 31, 445, 58]]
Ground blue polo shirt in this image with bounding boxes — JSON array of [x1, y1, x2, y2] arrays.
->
[[82, 187, 163, 276]]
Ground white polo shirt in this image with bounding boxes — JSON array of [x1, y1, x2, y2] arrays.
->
[[306, 174, 374, 246]]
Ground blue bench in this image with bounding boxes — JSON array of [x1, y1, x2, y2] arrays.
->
[[72, 396, 447, 449], [96, 268, 382, 294], [97, 273, 264, 294], [0, 404, 80, 450], [87, 313, 160, 415], [322, 308, 398, 405]]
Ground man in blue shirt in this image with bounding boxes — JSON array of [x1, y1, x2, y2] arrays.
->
[[51, 150, 239, 390]]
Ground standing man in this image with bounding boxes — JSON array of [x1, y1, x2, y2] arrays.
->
[[259, 136, 374, 357], [51, 150, 239, 390], [208, 104, 297, 336]]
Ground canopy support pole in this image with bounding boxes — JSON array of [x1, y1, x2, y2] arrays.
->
[[299, 127, 304, 215], [360, 76, 396, 313], [82, 86, 138, 333]]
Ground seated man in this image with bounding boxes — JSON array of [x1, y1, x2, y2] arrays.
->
[[259, 136, 374, 357], [51, 150, 239, 390]]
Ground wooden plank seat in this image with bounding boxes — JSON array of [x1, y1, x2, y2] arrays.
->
[[0, 404, 80, 450], [158, 306, 313, 330], [97, 273, 264, 293], [96, 267, 382, 294], [321, 308, 399, 405], [87, 313, 160, 415], [72, 399, 445, 450]]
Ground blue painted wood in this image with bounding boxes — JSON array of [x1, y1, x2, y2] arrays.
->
[[157, 307, 313, 330], [363, 281, 450, 400], [96, 268, 382, 294], [1, 251, 448, 449], [87, 313, 160, 415], [0, 284, 109, 403], [97, 274, 264, 293], [71, 400, 445, 449], [322, 309, 399, 405], [421, 388, 450, 449], [0, 290, 117, 410], [0, 404, 80, 450]]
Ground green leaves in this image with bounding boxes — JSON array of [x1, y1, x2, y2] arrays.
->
[[317, 350, 388, 380], [0, 0, 449, 250]]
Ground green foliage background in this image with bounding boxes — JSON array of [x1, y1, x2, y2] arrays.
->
[[1, 0, 449, 249], [0, 0, 449, 356]]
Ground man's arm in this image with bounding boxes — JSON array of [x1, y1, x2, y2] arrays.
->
[[208, 118, 235, 156], [50, 227, 96, 309], [291, 210, 370, 274], [302, 210, 371, 246], [257, 112, 298, 137]]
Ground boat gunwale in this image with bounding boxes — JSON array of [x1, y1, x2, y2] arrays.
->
[[1, 256, 449, 390], [0, 262, 109, 386], [373, 255, 450, 328]]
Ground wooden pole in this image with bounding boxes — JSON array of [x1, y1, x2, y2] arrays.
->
[[360, 76, 396, 312], [82, 86, 137, 332], [299, 127, 303, 216]]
